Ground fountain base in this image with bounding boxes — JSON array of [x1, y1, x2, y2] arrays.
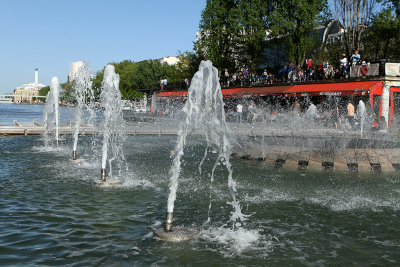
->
[[155, 226, 199, 241], [94, 179, 122, 187]]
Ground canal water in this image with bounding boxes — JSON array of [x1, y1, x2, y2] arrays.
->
[[0, 104, 399, 265]]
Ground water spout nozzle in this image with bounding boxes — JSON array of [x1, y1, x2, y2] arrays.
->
[[165, 212, 173, 232], [101, 168, 106, 181], [72, 150, 77, 160], [56, 139, 59, 147]]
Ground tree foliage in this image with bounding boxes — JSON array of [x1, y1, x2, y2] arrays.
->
[[196, 0, 240, 71], [176, 50, 202, 81], [196, 0, 328, 71], [236, 0, 269, 70], [39, 86, 50, 97], [91, 57, 198, 100], [363, 7, 400, 59], [333, 0, 377, 55], [269, 0, 328, 67]]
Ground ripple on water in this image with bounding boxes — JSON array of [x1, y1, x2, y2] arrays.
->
[[0, 133, 400, 265]]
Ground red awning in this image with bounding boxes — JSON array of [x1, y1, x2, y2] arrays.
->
[[221, 88, 243, 97], [157, 88, 242, 98], [234, 86, 293, 96], [285, 81, 383, 96], [157, 81, 383, 98], [156, 91, 188, 98]]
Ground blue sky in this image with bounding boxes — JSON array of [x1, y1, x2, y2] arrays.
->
[[0, 0, 206, 94]]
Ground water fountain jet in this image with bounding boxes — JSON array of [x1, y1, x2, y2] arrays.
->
[[155, 60, 246, 241], [43, 77, 60, 147], [70, 62, 93, 162], [94, 64, 125, 187]]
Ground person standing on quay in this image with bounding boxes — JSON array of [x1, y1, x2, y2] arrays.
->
[[163, 78, 168, 91], [347, 101, 355, 129], [160, 78, 164, 91], [350, 50, 361, 65], [224, 68, 230, 86]]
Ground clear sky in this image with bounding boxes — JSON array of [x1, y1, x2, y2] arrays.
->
[[0, 0, 206, 94]]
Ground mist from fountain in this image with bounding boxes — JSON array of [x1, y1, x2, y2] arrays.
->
[[166, 60, 248, 229], [43, 77, 60, 147], [70, 63, 94, 159], [99, 64, 126, 181]]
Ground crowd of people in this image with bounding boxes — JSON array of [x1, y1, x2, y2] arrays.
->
[[219, 50, 365, 86], [224, 97, 388, 133], [157, 51, 365, 91]]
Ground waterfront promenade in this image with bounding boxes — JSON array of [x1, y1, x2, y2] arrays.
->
[[1, 120, 399, 174]]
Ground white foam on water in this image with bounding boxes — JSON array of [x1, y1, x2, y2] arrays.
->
[[308, 194, 400, 211], [142, 231, 154, 240], [242, 185, 400, 212], [152, 220, 162, 228], [71, 160, 101, 169], [32, 145, 68, 154], [244, 188, 299, 203], [200, 226, 263, 256], [122, 176, 156, 189]]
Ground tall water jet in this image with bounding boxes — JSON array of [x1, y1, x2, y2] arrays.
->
[[95, 65, 126, 187], [70, 63, 93, 160], [156, 60, 247, 241], [357, 100, 366, 136], [43, 77, 60, 147]]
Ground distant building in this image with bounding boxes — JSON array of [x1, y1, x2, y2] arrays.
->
[[68, 61, 85, 81], [13, 68, 46, 103], [159, 56, 180, 66]]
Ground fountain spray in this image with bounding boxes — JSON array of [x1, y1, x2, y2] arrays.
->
[[156, 60, 247, 241], [52, 78, 60, 147], [43, 77, 61, 147], [95, 64, 125, 187], [358, 100, 366, 137], [71, 63, 92, 160]]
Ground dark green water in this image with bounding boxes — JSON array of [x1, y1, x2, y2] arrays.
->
[[0, 134, 399, 266]]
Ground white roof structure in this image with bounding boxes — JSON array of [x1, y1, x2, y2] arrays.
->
[[159, 56, 180, 66], [15, 68, 45, 92]]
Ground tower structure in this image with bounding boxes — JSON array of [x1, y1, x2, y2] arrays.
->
[[35, 68, 38, 84]]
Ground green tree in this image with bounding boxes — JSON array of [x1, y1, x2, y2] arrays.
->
[[93, 59, 184, 99], [363, 8, 400, 59], [195, 0, 240, 71], [333, 0, 378, 56], [39, 85, 50, 97], [175, 50, 201, 81], [114, 60, 142, 99], [269, 0, 328, 67], [236, 0, 269, 70], [379, 0, 399, 15], [132, 60, 167, 90], [92, 69, 103, 101], [60, 82, 74, 103]]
